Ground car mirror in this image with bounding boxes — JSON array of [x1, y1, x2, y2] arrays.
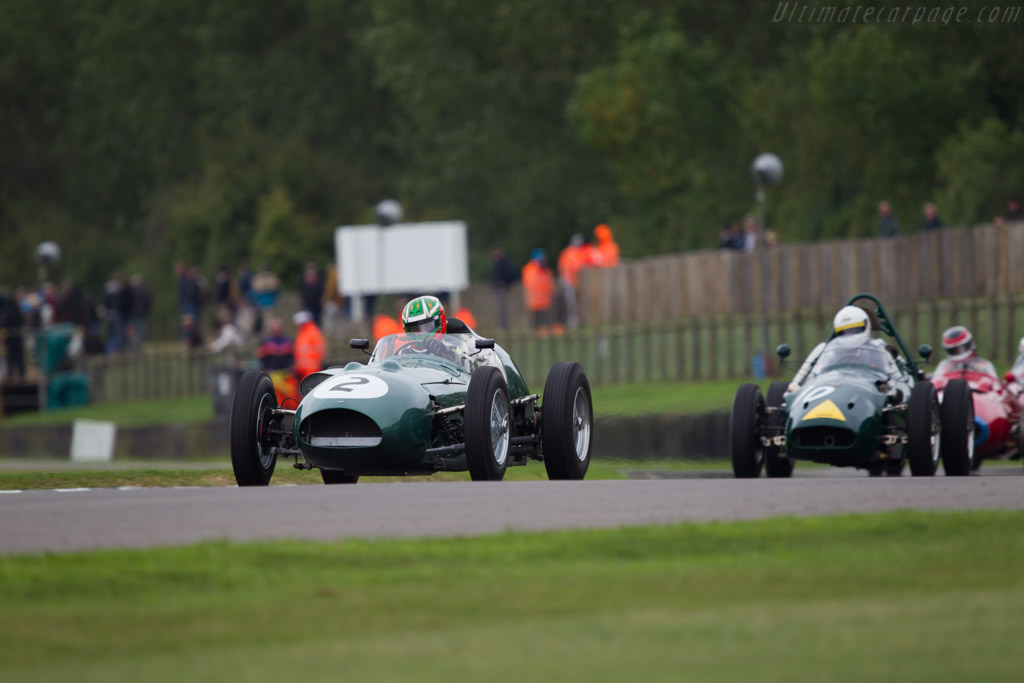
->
[[475, 339, 495, 350], [918, 344, 932, 361], [350, 339, 369, 350], [776, 344, 791, 360]]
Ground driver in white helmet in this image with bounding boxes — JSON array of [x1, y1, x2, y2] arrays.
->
[[1010, 336, 1024, 386], [787, 305, 896, 393]]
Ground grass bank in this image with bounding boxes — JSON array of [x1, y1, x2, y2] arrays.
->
[[2, 510, 1022, 681], [0, 458, 732, 490], [0, 377, 751, 429]]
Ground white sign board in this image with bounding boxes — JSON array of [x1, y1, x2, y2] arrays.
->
[[70, 419, 116, 462], [334, 221, 469, 296]]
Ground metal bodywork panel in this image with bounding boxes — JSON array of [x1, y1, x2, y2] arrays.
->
[[784, 368, 909, 466], [292, 333, 533, 476]]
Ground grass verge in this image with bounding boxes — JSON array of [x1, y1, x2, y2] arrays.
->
[[1, 377, 753, 430], [2, 510, 1022, 681], [0, 458, 735, 490]]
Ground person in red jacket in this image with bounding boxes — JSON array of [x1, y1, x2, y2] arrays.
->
[[292, 310, 326, 380], [522, 248, 556, 335], [558, 233, 598, 329], [593, 223, 620, 267]]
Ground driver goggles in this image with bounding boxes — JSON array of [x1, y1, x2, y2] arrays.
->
[[404, 319, 441, 334], [945, 341, 973, 357], [835, 323, 866, 337]]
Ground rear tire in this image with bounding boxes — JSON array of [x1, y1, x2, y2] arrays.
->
[[940, 379, 974, 476], [907, 381, 940, 477], [465, 366, 511, 481], [230, 371, 278, 486], [764, 381, 794, 478], [320, 470, 359, 484], [731, 384, 765, 478], [541, 362, 593, 480]]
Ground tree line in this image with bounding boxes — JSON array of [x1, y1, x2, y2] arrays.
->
[[2, 0, 1023, 311]]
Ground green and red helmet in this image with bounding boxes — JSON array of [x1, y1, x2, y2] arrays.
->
[[401, 295, 447, 334]]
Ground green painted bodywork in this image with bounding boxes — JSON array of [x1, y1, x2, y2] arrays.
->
[[784, 366, 911, 466], [780, 294, 924, 468], [292, 333, 531, 476]]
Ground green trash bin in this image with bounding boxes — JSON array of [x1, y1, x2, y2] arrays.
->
[[35, 324, 74, 375], [47, 372, 91, 410]]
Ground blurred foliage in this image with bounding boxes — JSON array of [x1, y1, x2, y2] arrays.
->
[[2, 0, 1024, 318]]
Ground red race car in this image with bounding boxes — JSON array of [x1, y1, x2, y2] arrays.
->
[[932, 357, 1021, 471]]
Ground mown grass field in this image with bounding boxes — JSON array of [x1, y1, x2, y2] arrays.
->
[[2, 510, 1022, 681]]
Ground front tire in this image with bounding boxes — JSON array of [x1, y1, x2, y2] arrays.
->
[[320, 470, 359, 484], [541, 361, 593, 480], [230, 371, 278, 486], [764, 381, 794, 478], [465, 366, 511, 481], [940, 379, 974, 476], [907, 381, 940, 477], [731, 384, 765, 478]]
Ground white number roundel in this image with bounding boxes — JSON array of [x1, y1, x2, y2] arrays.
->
[[311, 374, 389, 400], [798, 385, 835, 404]]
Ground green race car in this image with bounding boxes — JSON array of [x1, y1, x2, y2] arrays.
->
[[229, 318, 593, 485], [730, 294, 975, 478]]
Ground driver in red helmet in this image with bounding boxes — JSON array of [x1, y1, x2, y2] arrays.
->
[[935, 325, 998, 379]]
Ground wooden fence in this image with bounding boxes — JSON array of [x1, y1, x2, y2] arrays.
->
[[63, 293, 1024, 405], [579, 222, 1024, 324]]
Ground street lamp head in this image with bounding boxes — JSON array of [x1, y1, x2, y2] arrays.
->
[[35, 241, 61, 268], [751, 153, 784, 188], [374, 199, 403, 227]]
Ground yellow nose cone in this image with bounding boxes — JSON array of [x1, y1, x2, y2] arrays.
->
[[801, 399, 846, 422]]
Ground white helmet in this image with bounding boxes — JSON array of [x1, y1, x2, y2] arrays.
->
[[1018, 336, 1024, 355], [832, 306, 871, 347]]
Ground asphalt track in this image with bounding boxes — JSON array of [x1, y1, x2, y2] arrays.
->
[[1, 465, 1021, 555]]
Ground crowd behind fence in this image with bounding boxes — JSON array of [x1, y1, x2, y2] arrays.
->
[[3, 294, 1012, 408]]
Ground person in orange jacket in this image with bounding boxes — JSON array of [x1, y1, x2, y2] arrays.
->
[[372, 312, 403, 341], [453, 306, 478, 330], [557, 234, 596, 329], [293, 310, 326, 380], [522, 248, 556, 334], [594, 223, 620, 267]]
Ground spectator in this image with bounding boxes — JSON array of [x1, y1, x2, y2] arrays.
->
[[293, 310, 326, 379], [208, 306, 245, 353], [214, 266, 233, 312], [593, 224, 620, 267], [742, 215, 758, 253], [257, 317, 294, 370], [878, 200, 900, 237], [127, 273, 151, 350], [1005, 197, 1023, 223], [251, 263, 281, 311], [557, 234, 594, 330], [522, 248, 556, 335], [923, 202, 944, 231], [718, 222, 743, 250], [300, 262, 324, 326], [103, 275, 128, 353], [237, 261, 254, 303], [322, 263, 346, 337], [373, 312, 403, 341], [0, 287, 25, 381], [181, 314, 203, 351], [490, 248, 518, 330]]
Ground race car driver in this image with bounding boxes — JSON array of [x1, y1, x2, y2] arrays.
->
[[399, 295, 461, 363], [788, 305, 897, 392], [934, 325, 999, 379]]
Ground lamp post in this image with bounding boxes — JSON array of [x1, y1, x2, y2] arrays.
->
[[750, 153, 783, 377]]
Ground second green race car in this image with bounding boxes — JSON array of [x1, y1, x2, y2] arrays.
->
[[730, 293, 974, 478]]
